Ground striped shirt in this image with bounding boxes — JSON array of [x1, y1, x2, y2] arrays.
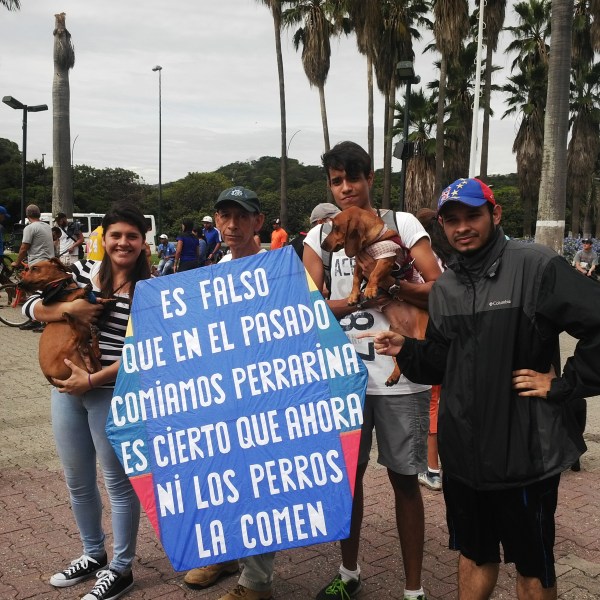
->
[[24, 260, 132, 382]]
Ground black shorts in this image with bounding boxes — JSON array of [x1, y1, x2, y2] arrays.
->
[[443, 473, 560, 588]]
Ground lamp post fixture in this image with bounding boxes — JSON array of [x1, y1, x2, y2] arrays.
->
[[71, 134, 79, 167], [2, 96, 48, 224], [287, 129, 301, 156], [394, 62, 420, 212], [71, 134, 79, 206], [152, 65, 163, 237]]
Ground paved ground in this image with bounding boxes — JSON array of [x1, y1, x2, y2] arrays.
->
[[1, 324, 599, 599]]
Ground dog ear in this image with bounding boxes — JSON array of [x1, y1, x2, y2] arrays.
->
[[344, 213, 366, 258], [345, 228, 361, 257]]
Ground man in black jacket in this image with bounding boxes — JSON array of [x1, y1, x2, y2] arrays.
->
[[366, 178, 600, 600]]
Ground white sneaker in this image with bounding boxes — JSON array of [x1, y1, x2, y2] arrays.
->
[[418, 471, 442, 491]]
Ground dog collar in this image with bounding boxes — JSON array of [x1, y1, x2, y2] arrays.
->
[[41, 277, 77, 305]]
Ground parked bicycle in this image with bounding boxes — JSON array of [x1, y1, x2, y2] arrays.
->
[[0, 259, 31, 327]]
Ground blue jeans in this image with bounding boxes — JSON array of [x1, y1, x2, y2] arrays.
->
[[157, 258, 174, 276], [51, 387, 140, 574]]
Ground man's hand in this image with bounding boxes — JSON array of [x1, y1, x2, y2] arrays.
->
[[357, 331, 405, 356], [512, 365, 556, 398]]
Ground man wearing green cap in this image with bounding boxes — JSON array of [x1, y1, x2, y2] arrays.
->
[[184, 186, 273, 600], [368, 177, 600, 600]]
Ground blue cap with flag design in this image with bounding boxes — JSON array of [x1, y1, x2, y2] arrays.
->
[[437, 178, 496, 214]]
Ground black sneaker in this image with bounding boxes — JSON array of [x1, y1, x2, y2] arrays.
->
[[316, 574, 362, 599], [50, 553, 108, 587], [82, 569, 134, 600]]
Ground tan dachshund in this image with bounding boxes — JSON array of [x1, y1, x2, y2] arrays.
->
[[321, 206, 429, 386], [18, 258, 115, 384]]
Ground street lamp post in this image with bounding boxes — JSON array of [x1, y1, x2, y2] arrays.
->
[[394, 62, 420, 212], [2, 96, 48, 224], [152, 65, 163, 236]]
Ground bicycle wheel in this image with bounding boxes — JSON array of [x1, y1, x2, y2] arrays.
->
[[0, 284, 30, 327]]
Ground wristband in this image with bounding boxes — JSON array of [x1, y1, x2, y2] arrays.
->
[[88, 373, 94, 390]]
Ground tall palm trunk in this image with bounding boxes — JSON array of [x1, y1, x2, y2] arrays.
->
[[536, 0, 574, 253], [383, 77, 397, 209], [318, 85, 330, 152], [271, 7, 288, 229], [52, 12, 75, 217], [593, 177, 600, 238], [479, 43, 493, 182], [434, 55, 448, 202], [367, 55, 374, 164], [582, 198, 593, 238]]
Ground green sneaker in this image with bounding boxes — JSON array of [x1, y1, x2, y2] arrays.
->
[[316, 574, 362, 600], [404, 595, 427, 600]]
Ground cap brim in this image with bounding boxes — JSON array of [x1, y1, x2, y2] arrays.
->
[[215, 198, 258, 213], [438, 196, 489, 214]]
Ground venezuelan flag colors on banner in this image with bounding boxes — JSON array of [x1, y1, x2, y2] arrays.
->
[[106, 247, 368, 571]]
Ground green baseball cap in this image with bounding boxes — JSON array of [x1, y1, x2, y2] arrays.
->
[[215, 186, 261, 213]]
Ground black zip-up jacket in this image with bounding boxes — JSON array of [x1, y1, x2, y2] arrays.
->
[[398, 227, 600, 490]]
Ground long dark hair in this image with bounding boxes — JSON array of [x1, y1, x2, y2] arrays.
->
[[99, 203, 151, 299], [181, 218, 195, 237]]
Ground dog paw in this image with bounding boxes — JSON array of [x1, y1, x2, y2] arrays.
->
[[363, 286, 379, 299]]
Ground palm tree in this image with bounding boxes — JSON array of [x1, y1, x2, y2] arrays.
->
[[572, 0, 594, 65], [536, 0, 574, 253], [591, 0, 600, 51], [567, 64, 600, 237], [502, 64, 546, 238], [283, 0, 346, 153], [442, 39, 482, 185], [342, 0, 381, 163], [479, 0, 506, 182], [1, 0, 20, 9], [503, 0, 550, 237], [393, 88, 436, 213], [567, 0, 599, 237], [52, 13, 75, 217], [257, 0, 288, 229], [372, 0, 428, 208], [432, 0, 469, 197]]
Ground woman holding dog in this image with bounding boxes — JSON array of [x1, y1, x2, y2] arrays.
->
[[23, 204, 150, 600]]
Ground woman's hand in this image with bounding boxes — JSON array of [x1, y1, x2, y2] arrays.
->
[[67, 299, 104, 325], [52, 359, 92, 396], [32, 297, 104, 325], [512, 365, 556, 398], [357, 331, 406, 356]]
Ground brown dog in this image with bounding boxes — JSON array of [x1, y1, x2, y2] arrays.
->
[[321, 206, 429, 386], [18, 258, 114, 384]]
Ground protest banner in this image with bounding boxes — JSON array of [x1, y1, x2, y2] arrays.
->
[[106, 246, 368, 571]]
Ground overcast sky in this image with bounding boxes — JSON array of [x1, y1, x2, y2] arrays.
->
[[0, 1, 520, 185]]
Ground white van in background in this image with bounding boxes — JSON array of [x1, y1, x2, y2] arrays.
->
[[40, 212, 157, 253]]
